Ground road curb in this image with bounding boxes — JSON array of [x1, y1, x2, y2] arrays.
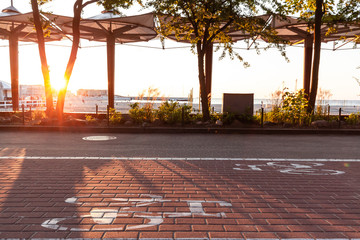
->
[[1, 125, 360, 135]]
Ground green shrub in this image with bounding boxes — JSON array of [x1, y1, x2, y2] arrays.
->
[[263, 88, 310, 125], [210, 112, 222, 123], [346, 113, 360, 125], [156, 101, 191, 124], [31, 110, 46, 121], [222, 112, 235, 125], [191, 113, 203, 122], [129, 103, 143, 123], [85, 115, 97, 123], [109, 108, 122, 125], [281, 89, 309, 124], [129, 87, 162, 124]]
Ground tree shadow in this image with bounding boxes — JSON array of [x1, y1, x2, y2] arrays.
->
[[168, 159, 360, 238], [1, 155, 357, 238], [0, 152, 109, 238]]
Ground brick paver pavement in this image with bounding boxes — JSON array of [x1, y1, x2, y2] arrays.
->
[[0, 158, 359, 239]]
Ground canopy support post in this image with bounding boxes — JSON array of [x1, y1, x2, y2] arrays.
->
[[9, 33, 19, 111], [107, 35, 115, 109]]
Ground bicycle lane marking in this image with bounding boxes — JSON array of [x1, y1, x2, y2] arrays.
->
[[233, 162, 346, 175], [41, 194, 233, 231]]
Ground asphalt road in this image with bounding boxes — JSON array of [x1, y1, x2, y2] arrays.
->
[[0, 131, 359, 159]]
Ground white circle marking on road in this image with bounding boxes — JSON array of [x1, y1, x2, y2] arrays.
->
[[82, 136, 117, 141]]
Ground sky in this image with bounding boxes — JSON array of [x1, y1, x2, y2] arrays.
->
[[0, 0, 360, 100]]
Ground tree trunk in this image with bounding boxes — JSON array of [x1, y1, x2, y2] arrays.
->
[[56, 0, 83, 122], [303, 34, 313, 98], [205, 42, 213, 107], [31, 0, 53, 115], [308, 0, 323, 113], [197, 42, 210, 121]]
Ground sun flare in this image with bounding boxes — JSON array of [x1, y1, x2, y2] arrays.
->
[[51, 78, 66, 92]]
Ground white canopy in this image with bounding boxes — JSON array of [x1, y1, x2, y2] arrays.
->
[[0, 11, 72, 42], [61, 11, 157, 43]]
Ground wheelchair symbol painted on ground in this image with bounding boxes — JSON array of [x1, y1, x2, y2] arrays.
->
[[233, 162, 345, 175], [41, 194, 232, 231]]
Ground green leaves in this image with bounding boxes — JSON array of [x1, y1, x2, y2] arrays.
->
[[264, 88, 310, 125], [98, 0, 136, 11], [284, 0, 360, 23], [151, 0, 288, 60], [156, 101, 192, 124]]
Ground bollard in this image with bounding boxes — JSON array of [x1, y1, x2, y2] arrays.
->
[[107, 105, 110, 127], [338, 108, 342, 128], [181, 106, 185, 126], [261, 107, 264, 128], [96, 104, 98, 115], [327, 105, 330, 121], [22, 104, 25, 125]]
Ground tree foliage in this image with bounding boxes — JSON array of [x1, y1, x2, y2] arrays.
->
[[284, 0, 360, 23], [147, 0, 287, 121], [32, 0, 141, 122], [282, 0, 360, 113], [336, 0, 360, 22], [150, 0, 288, 61]]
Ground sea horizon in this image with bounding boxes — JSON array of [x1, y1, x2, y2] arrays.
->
[[2, 96, 360, 115]]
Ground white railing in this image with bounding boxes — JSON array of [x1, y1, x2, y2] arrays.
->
[[19, 99, 46, 108], [0, 101, 12, 108], [0, 100, 51, 109]]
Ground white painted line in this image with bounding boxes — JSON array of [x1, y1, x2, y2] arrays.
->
[[82, 136, 117, 141], [30, 238, 320, 240], [0, 156, 360, 162]]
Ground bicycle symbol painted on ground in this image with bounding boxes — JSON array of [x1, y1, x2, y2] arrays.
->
[[41, 194, 232, 231], [233, 162, 345, 175]]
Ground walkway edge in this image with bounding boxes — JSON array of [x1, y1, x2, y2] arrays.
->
[[1, 125, 360, 134]]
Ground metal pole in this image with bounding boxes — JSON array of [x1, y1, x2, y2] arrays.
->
[[22, 104, 24, 125], [199, 89, 201, 113], [327, 104, 330, 121], [95, 104, 98, 115], [261, 107, 264, 128], [338, 108, 342, 128], [107, 105, 110, 127], [181, 106, 185, 126]]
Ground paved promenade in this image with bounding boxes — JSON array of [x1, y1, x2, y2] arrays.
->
[[1, 132, 360, 239], [0, 156, 359, 239]]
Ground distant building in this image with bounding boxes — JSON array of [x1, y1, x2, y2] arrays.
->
[[0, 80, 12, 101], [20, 85, 45, 100], [77, 89, 108, 97]]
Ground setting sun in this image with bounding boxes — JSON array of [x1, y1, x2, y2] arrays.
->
[[51, 78, 66, 92]]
